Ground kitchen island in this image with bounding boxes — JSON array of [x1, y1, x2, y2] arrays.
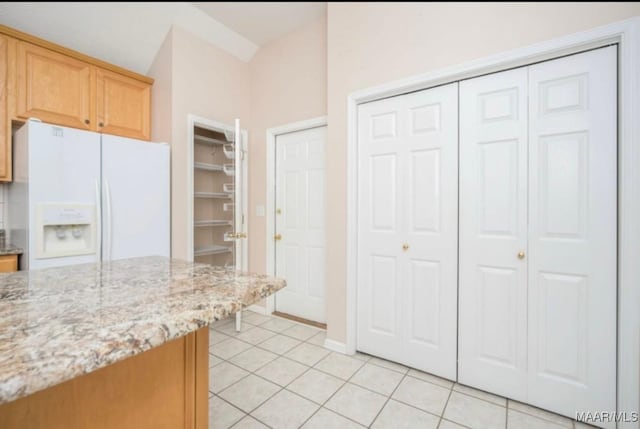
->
[[0, 256, 286, 429]]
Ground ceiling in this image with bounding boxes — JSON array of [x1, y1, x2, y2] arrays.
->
[[193, 2, 326, 46], [0, 2, 325, 75]]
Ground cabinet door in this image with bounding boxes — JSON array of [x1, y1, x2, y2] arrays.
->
[[0, 255, 17, 272], [16, 41, 94, 130], [96, 69, 150, 141], [0, 35, 10, 181]]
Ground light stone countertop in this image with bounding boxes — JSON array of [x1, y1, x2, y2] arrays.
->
[[0, 245, 23, 256], [0, 256, 286, 405]]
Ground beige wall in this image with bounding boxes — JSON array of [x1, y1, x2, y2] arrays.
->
[[149, 29, 173, 147], [149, 26, 251, 260], [247, 16, 327, 274], [325, 2, 640, 343], [149, 20, 323, 264]]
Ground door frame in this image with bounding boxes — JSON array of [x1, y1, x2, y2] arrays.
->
[[186, 114, 248, 270], [264, 116, 328, 315], [346, 17, 640, 420]]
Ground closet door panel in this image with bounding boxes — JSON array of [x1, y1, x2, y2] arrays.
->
[[357, 96, 405, 357], [402, 84, 458, 379], [527, 46, 617, 421], [357, 83, 458, 380], [459, 68, 528, 399]]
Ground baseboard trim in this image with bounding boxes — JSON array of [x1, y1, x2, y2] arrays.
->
[[324, 339, 349, 355], [246, 304, 271, 315]]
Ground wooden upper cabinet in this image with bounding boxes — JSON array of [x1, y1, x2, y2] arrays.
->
[[16, 41, 95, 130], [97, 69, 150, 141], [0, 25, 154, 182], [0, 35, 11, 181]]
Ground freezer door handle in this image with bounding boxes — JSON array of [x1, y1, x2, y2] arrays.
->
[[104, 180, 113, 261], [95, 179, 102, 262]]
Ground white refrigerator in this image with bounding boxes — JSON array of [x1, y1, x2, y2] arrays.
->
[[8, 120, 170, 270]]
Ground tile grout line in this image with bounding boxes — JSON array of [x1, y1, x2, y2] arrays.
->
[[212, 317, 439, 427], [211, 313, 578, 429], [212, 394, 256, 428], [295, 351, 373, 428], [216, 315, 454, 427], [436, 386, 456, 429], [212, 316, 455, 427], [296, 351, 376, 428], [451, 385, 509, 408], [367, 372, 410, 428], [209, 311, 328, 426], [212, 325, 331, 426], [209, 317, 323, 360], [506, 399, 577, 428], [216, 358, 297, 424]]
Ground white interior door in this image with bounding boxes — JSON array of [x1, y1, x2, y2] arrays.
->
[[357, 83, 458, 380], [527, 46, 617, 420], [458, 68, 529, 400], [233, 120, 249, 271], [274, 126, 326, 323]]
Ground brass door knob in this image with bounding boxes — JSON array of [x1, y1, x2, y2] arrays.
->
[[274, 234, 282, 241], [402, 243, 409, 251], [518, 251, 525, 260]]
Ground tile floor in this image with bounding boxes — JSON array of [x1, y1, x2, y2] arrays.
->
[[209, 310, 597, 429]]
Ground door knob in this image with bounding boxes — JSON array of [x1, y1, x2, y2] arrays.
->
[[517, 251, 525, 260], [237, 232, 247, 239], [276, 208, 282, 215], [274, 234, 282, 241], [402, 243, 409, 251]]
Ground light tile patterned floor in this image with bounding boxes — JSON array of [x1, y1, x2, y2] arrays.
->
[[209, 311, 596, 429]]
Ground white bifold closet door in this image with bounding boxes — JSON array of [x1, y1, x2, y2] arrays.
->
[[357, 83, 458, 380], [459, 46, 617, 421]]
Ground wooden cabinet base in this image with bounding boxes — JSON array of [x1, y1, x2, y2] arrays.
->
[[0, 327, 209, 429], [0, 255, 18, 272]]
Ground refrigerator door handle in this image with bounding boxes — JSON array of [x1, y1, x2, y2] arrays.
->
[[105, 180, 113, 261], [95, 179, 102, 262]]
